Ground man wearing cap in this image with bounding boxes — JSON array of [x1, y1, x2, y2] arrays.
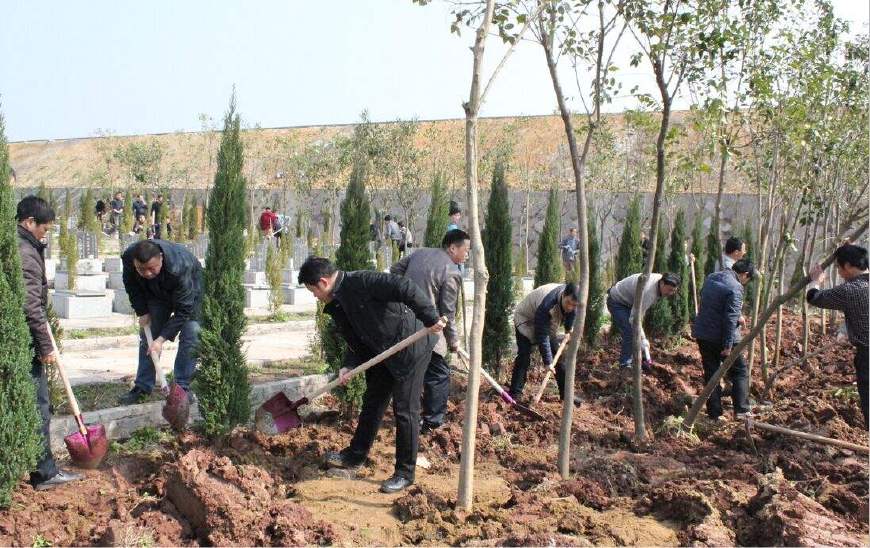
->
[[692, 259, 756, 420], [606, 272, 681, 370]]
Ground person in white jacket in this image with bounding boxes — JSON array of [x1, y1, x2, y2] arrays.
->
[[606, 272, 680, 370]]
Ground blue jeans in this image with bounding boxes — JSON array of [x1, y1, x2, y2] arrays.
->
[[135, 301, 200, 393], [606, 295, 634, 366]]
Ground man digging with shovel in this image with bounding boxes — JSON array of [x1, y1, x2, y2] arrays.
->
[[118, 240, 203, 409], [509, 282, 583, 406], [298, 257, 445, 494], [390, 229, 468, 434], [17, 196, 84, 490]]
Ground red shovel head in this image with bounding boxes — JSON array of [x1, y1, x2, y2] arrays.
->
[[260, 392, 309, 433], [162, 383, 191, 432], [64, 423, 108, 469]]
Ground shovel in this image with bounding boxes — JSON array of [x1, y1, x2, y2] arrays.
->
[[532, 336, 571, 405], [47, 327, 108, 469], [457, 348, 545, 421], [261, 319, 445, 433], [143, 325, 190, 432]]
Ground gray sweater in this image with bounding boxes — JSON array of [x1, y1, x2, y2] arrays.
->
[[608, 273, 663, 343], [390, 247, 462, 355]]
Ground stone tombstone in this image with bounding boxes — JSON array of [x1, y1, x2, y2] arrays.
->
[[77, 230, 99, 259], [293, 238, 309, 269], [119, 233, 138, 253]]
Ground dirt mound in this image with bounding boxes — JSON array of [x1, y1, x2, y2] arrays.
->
[[737, 469, 864, 546], [164, 448, 337, 546]]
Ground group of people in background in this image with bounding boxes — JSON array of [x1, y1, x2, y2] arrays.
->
[[94, 192, 168, 240]]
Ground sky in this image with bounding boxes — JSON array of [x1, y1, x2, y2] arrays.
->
[[1, 0, 866, 142]]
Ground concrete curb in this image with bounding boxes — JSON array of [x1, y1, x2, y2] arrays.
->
[[49, 373, 330, 452]]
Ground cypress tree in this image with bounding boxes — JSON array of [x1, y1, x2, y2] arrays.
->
[[533, 188, 562, 288], [645, 218, 673, 339], [77, 188, 95, 231], [63, 189, 73, 222], [186, 196, 198, 240], [335, 162, 373, 271], [266, 243, 284, 318], [194, 94, 251, 437], [0, 111, 42, 507], [323, 160, 374, 408], [122, 190, 134, 233], [616, 196, 643, 281], [667, 210, 691, 338], [612, 196, 643, 337], [741, 221, 757, 310], [482, 161, 513, 371], [424, 172, 450, 247], [704, 218, 721, 276], [690, 214, 706, 316], [584, 207, 604, 347]]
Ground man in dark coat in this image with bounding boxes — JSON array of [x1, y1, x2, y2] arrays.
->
[[807, 244, 869, 427], [298, 257, 445, 494], [119, 239, 203, 404], [17, 196, 83, 489], [692, 259, 755, 421]]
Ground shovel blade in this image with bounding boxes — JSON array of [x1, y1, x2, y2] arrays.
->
[[259, 392, 306, 433], [515, 403, 547, 422], [64, 423, 108, 469], [162, 383, 191, 432]]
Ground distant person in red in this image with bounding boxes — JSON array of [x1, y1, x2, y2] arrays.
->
[[259, 206, 276, 239]]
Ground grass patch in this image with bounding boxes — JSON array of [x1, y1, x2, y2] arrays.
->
[[55, 382, 164, 414], [247, 310, 315, 323], [64, 325, 139, 339], [248, 355, 327, 382], [109, 426, 174, 456]]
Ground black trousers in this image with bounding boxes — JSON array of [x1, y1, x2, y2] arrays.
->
[[854, 344, 868, 428], [421, 352, 450, 427], [30, 359, 59, 484], [346, 358, 428, 480], [509, 329, 567, 400], [697, 339, 750, 418]]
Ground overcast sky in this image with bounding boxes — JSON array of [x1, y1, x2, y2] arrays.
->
[[1, 0, 866, 142]]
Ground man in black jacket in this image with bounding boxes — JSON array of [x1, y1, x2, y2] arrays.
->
[[298, 257, 445, 494], [17, 196, 83, 490], [119, 239, 203, 404]]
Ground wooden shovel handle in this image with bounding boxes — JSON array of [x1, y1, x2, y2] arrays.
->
[[457, 348, 507, 398], [46, 325, 87, 436], [748, 418, 869, 455], [532, 335, 571, 404], [143, 325, 169, 393], [307, 317, 446, 401]]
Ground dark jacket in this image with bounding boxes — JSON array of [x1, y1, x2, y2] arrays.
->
[[17, 226, 53, 357], [122, 239, 203, 341], [692, 269, 743, 348], [324, 270, 440, 380]]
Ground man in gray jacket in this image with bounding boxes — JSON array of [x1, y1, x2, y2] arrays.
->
[[390, 229, 468, 432], [692, 259, 755, 420], [17, 196, 83, 490], [606, 272, 680, 370]]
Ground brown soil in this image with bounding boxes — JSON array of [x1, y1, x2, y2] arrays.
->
[[0, 312, 866, 546]]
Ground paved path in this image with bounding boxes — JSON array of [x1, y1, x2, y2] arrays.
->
[[61, 320, 316, 385]]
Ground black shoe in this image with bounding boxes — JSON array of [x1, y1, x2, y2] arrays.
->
[[380, 475, 413, 494], [573, 395, 583, 407], [118, 387, 149, 405], [33, 469, 83, 491], [325, 450, 363, 470], [420, 422, 441, 435], [641, 360, 653, 374]]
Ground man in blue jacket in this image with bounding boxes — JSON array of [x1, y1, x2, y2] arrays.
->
[[692, 259, 756, 420], [119, 239, 203, 404]]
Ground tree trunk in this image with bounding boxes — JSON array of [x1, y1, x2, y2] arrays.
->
[[539, 7, 592, 479], [684, 218, 869, 428], [456, 0, 495, 512], [712, 146, 728, 270]]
